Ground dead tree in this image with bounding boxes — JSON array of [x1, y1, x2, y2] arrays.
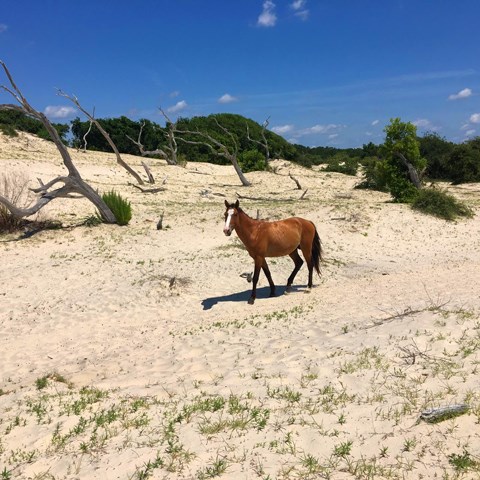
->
[[175, 118, 251, 186], [57, 90, 145, 185], [246, 116, 271, 164], [0, 61, 117, 223], [79, 107, 94, 153], [127, 108, 179, 166]]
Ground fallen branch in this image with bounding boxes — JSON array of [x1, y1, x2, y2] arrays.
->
[[289, 172, 302, 190], [141, 161, 155, 184], [130, 184, 166, 194], [419, 404, 469, 424]]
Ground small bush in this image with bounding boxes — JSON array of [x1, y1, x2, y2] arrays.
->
[[0, 123, 18, 137], [411, 187, 474, 221], [239, 150, 267, 172], [323, 155, 359, 176], [101, 190, 132, 226]]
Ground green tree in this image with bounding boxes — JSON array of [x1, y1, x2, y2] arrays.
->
[[419, 132, 454, 180], [382, 118, 426, 202]]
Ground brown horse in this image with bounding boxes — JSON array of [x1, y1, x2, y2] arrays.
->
[[223, 200, 323, 304]]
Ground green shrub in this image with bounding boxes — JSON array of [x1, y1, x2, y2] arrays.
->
[[0, 123, 18, 137], [101, 190, 132, 226], [411, 188, 474, 221], [323, 155, 359, 176], [239, 149, 267, 172]]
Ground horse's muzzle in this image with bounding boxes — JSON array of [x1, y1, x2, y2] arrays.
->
[[223, 228, 232, 236]]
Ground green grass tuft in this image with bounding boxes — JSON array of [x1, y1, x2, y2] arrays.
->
[[101, 190, 132, 226]]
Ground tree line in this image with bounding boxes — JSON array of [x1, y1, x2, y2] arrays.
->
[[1, 108, 480, 185]]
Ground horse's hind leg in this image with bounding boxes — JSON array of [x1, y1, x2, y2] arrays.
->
[[286, 249, 304, 293], [299, 240, 314, 289]]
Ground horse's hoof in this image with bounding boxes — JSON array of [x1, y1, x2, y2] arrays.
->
[[284, 287, 292, 295], [248, 298, 255, 305], [269, 291, 276, 298]]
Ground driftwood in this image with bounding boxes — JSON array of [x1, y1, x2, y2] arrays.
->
[[57, 90, 145, 185], [420, 404, 469, 423], [0, 61, 116, 223], [289, 172, 302, 190], [130, 184, 166, 194], [141, 161, 155, 184]]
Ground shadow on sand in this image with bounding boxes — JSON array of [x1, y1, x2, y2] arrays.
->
[[201, 285, 304, 310]]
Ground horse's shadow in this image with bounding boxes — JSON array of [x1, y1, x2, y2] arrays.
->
[[201, 285, 303, 310]]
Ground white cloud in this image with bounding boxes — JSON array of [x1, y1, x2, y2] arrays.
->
[[290, 0, 309, 20], [0, 24, 7, 33], [167, 100, 187, 113], [470, 113, 480, 124], [304, 123, 341, 135], [413, 118, 431, 128], [218, 93, 238, 104], [44, 105, 76, 119], [448, 88, 472, 100], [257, 1, 277, 27], [328, 133, 338, 139], [465, 129, 476, 137], [371, 119, 379, 126], [169, 90, 180, 98], [272, 124, 294, 134]]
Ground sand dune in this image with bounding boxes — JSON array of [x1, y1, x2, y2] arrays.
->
[[1, 131, 479, 479]]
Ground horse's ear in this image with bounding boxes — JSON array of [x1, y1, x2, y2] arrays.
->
[[234, 200, 239, 209], [224, 200, 229, 208]]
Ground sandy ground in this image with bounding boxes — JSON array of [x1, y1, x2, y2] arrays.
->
[[1, 131, 479, 479]]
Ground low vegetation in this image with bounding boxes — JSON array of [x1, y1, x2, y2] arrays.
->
[[101, 190, 132, 226], [412, 187, 474, 221]]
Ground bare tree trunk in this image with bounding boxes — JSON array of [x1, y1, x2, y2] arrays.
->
[[175, 118, 251, 186], [159, 108, 179, 166], [0, 61, 117, 223], [81, 108, 94, 153], [394, 151, 423, 189], [246, 116, 271, 164], [57, 90, 145, 185], [127, 109, 179, 166]]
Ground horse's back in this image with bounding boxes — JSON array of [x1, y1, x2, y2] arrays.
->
[[259, 216, 314, 257]]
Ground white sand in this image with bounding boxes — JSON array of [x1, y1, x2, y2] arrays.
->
[[1, 131, 479, 479]]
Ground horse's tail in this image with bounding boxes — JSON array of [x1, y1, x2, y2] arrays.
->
[[311, 225, 323, 276]]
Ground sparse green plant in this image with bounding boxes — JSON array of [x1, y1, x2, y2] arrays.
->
[[334, 440, 353, 458], [83, 214, 103, 227], [35, 376, 49, 390], [1, 468, 12, 480], [197, 456, 228, 479], [448, 449, 479, 471], [402, 437, 417, 452]]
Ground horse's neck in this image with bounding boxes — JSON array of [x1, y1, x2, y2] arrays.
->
[[235, 210, 258, 246]]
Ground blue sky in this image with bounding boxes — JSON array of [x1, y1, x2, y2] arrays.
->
[[1, 0, 479, 148]]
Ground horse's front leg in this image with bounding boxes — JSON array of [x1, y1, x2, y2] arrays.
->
[[262, 259, 276, 298], [248, 257, 264, 305]]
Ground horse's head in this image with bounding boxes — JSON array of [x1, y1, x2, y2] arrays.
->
[[223, 199, 240, 236]]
